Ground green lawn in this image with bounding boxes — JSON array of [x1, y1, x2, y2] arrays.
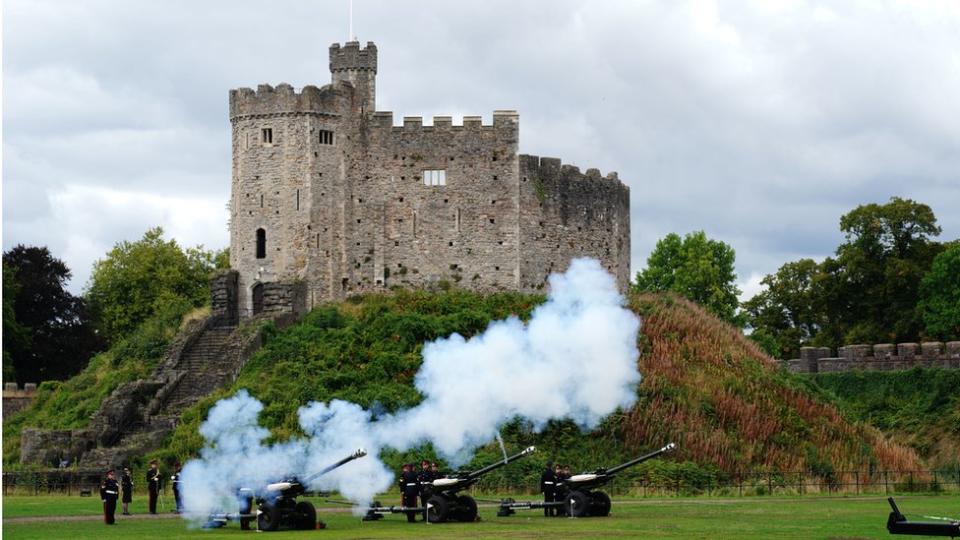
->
[[3, 494, 958, 539]]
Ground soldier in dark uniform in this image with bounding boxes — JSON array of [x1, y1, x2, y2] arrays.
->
[[554, 464, 567, 516], [100, 469, 120, 525], [417, 459, 434, 520], [540, 461, 556, 517], [171, 461, 183, 514], [399, 463, 420, 523], [431, 461, 441, 478], [146, 459, 161, 514], [120, 467, 133, 515]]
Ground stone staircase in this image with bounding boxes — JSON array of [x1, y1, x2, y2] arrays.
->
[[163, 326, 238, 412], [72, 318, 259, 470]]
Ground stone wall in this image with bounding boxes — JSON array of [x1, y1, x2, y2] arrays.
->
[[786, 342, 960, 373], [3, 382, 38, 416], [228, 39, 632, 317], [210, 270, 239, 326]]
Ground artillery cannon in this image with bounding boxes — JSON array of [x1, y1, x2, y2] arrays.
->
[[205, 448, 367, 531], [497, 442, 676, 519], [887, 498, 959, 537], [424, 446, 537, 523], [255, 447, 367, 531]]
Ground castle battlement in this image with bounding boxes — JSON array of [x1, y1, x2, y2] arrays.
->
[[787, 342, 960, 373], [329, 41, 378, 73], [229, 83, 346, 120], [368, 110, 519, 131], [520, 154, 624, 187]]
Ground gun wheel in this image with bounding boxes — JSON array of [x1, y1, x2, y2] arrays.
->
[[565, 490, 591, 518], [427, 495, 450, 523], [591, 491, 611, 516], [455, 495, 478, 522], [294, 501, 317, 530], [257, 503, 281, 531]]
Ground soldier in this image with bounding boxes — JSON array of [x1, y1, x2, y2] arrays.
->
[[417, 459, 433, 519], [171, 461, 183, 514], [431, 461, 441, 478], [554, 464, 567, 516], [146, 459, 161, 514], [120, 467, 134, 515], [399, 463, 420, 523], [100, 469, 120, 525], [540, 461, 556, 517]]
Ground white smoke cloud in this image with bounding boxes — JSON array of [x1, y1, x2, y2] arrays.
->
[[181, 258, 641, 519]]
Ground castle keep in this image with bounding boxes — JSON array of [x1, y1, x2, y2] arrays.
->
[[230, 41, 630, 316]]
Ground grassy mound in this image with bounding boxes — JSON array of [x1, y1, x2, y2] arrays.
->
[[7, 288, 922, 486], [156, 290, 919, 488]]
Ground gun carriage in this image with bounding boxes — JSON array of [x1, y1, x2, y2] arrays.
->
[[205, 448, 367, 531], [497, 442, 676, 518]]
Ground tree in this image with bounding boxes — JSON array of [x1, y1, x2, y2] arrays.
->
[[3, 264, 28, 381], [2, 246, 102, 383], [917, 243, 960, 341], [633, 231, 741, 322], [742, 259, 821, 359], [85, 227, 219, 344], [832, 197, 942, 343]]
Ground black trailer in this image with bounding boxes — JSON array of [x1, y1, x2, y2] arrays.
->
[[887, 498, 959, 537]]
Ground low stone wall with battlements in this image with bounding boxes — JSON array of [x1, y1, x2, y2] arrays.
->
[[786, 342, 960, 373], [3, 382, 38, 416]]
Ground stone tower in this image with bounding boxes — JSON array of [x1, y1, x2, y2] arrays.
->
[[228, 41, 630, 318]]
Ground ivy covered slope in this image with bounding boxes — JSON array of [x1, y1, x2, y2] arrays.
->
[[804, 370, 960, 468], [164, 290, 920, 480], [3, 299, 202, 466]]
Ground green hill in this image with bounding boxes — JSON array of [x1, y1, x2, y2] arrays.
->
[[6, 289, 923, 487]]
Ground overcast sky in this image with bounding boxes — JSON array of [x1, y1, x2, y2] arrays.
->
[[4, 0, 959, 298]]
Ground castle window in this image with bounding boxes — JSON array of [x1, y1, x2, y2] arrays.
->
[[319, 130, 334, 145], [256, 228, 266, 259], [423, 170, 446, 186], [296, 189, 300, 211], [261, 128, 273, 145]]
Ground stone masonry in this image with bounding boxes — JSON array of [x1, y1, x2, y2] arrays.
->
[[786, 342, 960, 373], [229, 40, 630, 318]]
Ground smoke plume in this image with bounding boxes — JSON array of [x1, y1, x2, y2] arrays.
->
[[181, 258, 641, 518]]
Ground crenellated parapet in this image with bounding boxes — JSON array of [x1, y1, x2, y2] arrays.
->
[[368, 110, 519, 133], [786, 342, 960, 373], [329, 41, 377, 74], [229, 83, 346, 120]]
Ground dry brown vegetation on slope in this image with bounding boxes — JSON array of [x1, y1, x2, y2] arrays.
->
[[621, 292, 921, 473]]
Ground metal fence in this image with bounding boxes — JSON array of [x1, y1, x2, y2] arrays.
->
[[5, 468, 959, 497], [473, 469, 960, 497]]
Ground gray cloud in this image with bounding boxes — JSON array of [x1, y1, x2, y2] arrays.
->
[[4, 0, 959, 296]]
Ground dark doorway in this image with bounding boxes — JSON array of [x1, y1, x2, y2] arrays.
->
[[252, 283, 264, 315]]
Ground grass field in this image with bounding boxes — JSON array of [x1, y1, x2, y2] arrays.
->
[[2, 494, 958, 539]]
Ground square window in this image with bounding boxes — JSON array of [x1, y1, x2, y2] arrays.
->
[[261, 128, 273, 145], [423, 169, 446, 186], [319, 130, 334, 145]]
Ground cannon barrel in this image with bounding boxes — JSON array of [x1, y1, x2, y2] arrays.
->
[[604, 443, 676, 476], [303, 448, 367, 483], [466, 446, 536, 480]]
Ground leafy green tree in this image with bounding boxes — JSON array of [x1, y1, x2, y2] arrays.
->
[[85, 227, 220, 344], [742, 259, 821, 359], [831, 197, 942, 343], [917, 243, 960, 340], [2, 264, 29, 381], [2, 246, 102, 382], [633, 231, 741, 322]]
